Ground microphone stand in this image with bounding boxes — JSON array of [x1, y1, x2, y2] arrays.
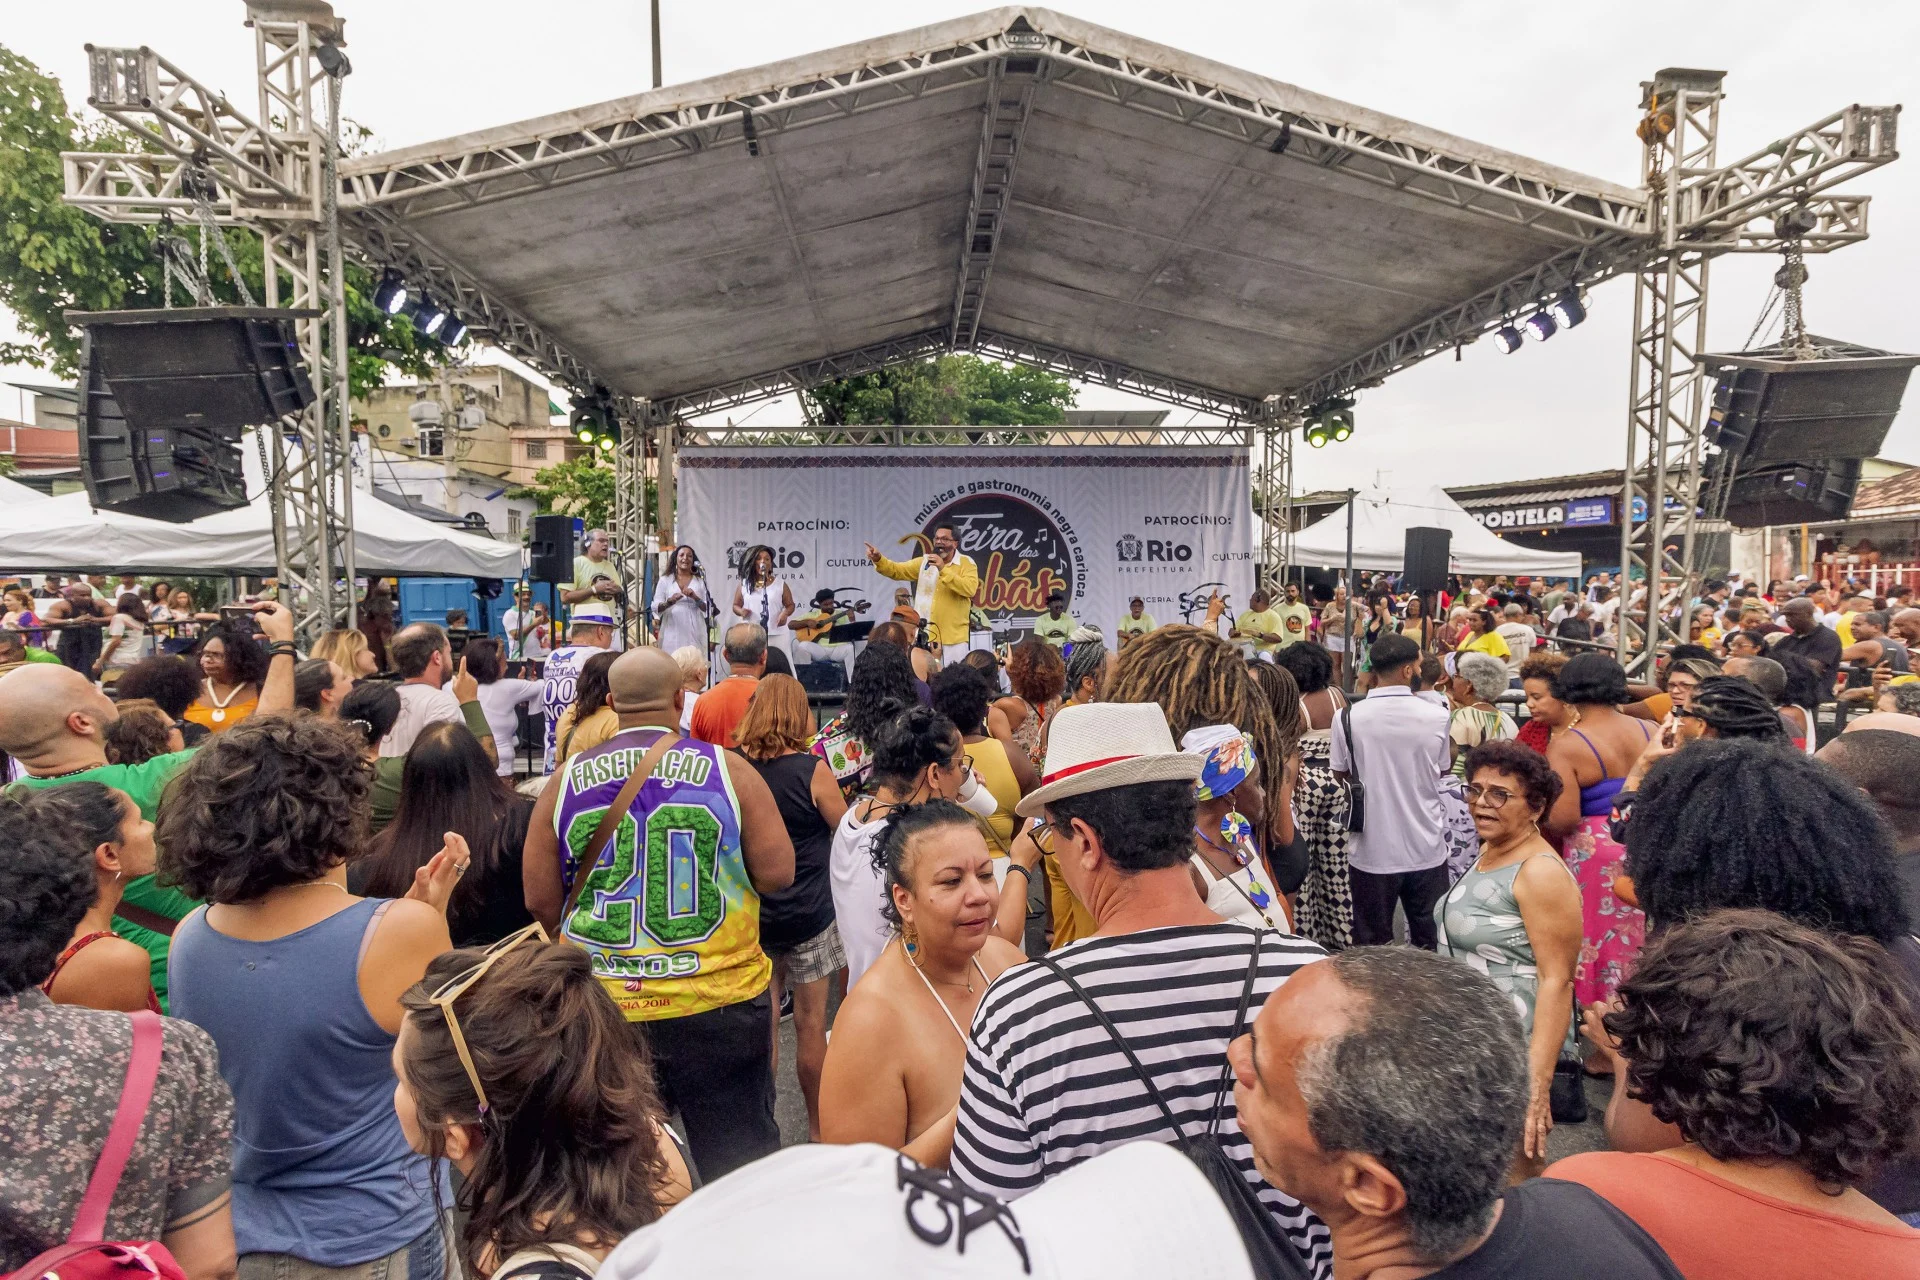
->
[[692, 562, 720, 691]]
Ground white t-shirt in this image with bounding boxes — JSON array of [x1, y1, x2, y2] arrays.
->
[[1328, 686, 1450, 875], [476, 677, 544, 776], [379, 681, 464, 757], [1494, 622, 1535, 676], [500, 607, 550, 660], [830, 806, 890, 991], [104, 614, 151, 669]]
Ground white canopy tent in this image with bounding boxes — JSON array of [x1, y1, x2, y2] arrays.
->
[[0, 433, 521, 579], [0, 475, 49, 506], [1282, 485, 1584, 579]]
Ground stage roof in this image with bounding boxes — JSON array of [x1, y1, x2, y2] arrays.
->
[[341, 7, 1650, 422]]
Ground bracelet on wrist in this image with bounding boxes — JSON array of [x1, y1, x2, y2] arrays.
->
[[267, 642, 299, 658], [1005, 862, 1034, 881]]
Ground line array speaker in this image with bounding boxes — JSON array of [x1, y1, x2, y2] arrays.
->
[[68, 307, 320, 523]]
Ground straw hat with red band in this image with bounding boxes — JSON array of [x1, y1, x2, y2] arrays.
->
[[1015, 703, 1203, 819]]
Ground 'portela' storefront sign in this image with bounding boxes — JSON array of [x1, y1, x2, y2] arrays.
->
[[1472, 496, 1615, 532]]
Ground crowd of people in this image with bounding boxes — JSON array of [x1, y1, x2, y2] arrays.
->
[[3, 554, 1920, 1280]]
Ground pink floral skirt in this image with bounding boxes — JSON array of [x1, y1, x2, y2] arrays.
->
[[1561, 813, 1645, 1007]]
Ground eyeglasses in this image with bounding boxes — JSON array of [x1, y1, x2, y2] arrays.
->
[[426, 921, 549, 1115], [1464, 783, 1518, 808]]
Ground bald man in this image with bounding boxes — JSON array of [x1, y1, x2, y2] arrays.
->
[[1841, 710, 1920, 739], [1820, 729, 1920, 927], [1892, 608, 1920, 649], [0, 600, 299, 1006], [523, 644, 793, 1180]]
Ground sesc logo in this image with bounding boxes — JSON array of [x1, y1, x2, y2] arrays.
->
[[1177, 581, 1229, 623], [1116, 534, 1143, 562]]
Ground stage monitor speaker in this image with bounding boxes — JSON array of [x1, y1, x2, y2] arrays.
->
[[1722, 458, 1862, 528], [1704, 338, 1919, 467], [1402, 527, 1452, 594], [76, 331, 248, 522], [529, 514, 577, 583]]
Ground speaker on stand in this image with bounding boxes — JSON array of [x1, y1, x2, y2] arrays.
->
[[1403, 527, 1452, 654]]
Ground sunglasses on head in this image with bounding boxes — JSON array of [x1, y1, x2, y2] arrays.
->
[[426, 921, 550, 1116]]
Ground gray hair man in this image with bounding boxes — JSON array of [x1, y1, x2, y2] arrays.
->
[[1229, 947, 1682, 1279], [690, 623, 767, 748], [1494, 603, 1536, 682]]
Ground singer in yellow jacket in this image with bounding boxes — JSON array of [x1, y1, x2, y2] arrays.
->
[[865, 525, 979, 664]]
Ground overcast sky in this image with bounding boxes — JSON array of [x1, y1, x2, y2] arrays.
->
[[4, 0, 1916, 493]]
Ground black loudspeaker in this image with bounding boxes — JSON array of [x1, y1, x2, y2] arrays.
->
[[1722, 458, 1863, 527], [529, 514, 577, 583], [795, 660, 848, 698], [76, 331, 247, 521], [1705, 338, 1918, 466], [1403, 527, 1452, 594], [69, 307, 319, 522]]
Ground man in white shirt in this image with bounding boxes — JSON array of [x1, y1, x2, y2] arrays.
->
[[501, 584, 551, 661], [540, 603, 615, 768], [1494, 603, 1536, 684], [379, 622, 465, 756], [1329, 632, 1451, 949]]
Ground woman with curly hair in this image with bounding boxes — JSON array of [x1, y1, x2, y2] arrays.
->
[[1273, 641, 1354, 948], [393, 939, 691, 1279], [162, 713, 467, 1280], [1436, 741, 1580, 1172], [812, 641, 922, 797], [1550, 910, 1920, 1273], [995, 637, 1065, 772], [103, 698, 186, 765], [1514, 651, 1569, 755], [183, 621, 269, 735]]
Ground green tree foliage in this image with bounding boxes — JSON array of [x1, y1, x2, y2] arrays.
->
[[511, 454, 655, 536], [0, 45, 442, 398], [805, 354, 1075, 426]]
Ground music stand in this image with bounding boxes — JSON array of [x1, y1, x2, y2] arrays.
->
[[827, 620, 875, 645]]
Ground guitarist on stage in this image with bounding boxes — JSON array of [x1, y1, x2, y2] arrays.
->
[[791, 589, 863, 679]]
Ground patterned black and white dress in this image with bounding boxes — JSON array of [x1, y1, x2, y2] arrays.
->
[[1292, 717, 1354, 951]]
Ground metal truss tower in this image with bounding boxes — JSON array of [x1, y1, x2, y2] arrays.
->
[[63, 3, 355, 641]]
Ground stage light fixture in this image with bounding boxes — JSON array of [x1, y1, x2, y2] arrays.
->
[[411, 297, 448, 338], [1494, 324, 1523, 354], [596, 435, 615, 454], [1330, 414, 1353, 443], [1304, 418, 1329, 448], [1547, 287, 1586, 330], [373, 269, 408, 316], [440, 315, 469, 346], [1524, 310, 1558, 342], [576, 426, 596, 444]]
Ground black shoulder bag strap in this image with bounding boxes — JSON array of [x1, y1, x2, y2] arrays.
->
[[1338, 698, 1367, 833], [1035, 936, 1308, 1279]]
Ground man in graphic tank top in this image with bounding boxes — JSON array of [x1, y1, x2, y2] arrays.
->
[[529, 646, 794, 1180]]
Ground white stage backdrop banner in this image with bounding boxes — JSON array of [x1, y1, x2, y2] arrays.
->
[[677, 446, 1254, 644]]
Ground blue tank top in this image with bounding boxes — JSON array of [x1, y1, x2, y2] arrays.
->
[[553, 726, 769, 1021], [168, 899, 441, 1264]]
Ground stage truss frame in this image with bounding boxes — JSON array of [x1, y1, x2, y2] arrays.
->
[[61, 11, 1900, 658]]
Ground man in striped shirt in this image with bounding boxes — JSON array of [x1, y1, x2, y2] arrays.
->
[[950, 703, 1332, 1278]]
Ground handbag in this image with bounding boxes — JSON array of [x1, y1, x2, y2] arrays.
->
[[1549, 1058, 1589, 1125], [1337, 698, 1367, 834], [7, 1011, 188, 1280], [1036, 937, 1310, 1280]]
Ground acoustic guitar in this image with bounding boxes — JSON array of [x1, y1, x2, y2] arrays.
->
[[791, 599, 870, 644]]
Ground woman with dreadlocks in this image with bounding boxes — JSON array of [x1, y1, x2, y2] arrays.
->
[[1106, 626, 1294, 917]]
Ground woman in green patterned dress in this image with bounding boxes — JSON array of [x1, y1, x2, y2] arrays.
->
[[1436, 739, 1583, 1175]]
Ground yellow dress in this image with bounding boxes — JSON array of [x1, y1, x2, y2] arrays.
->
[[963, 737, 1021, 853], [554, 705, 620, 764], [1041, 837, 1099, 948]]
